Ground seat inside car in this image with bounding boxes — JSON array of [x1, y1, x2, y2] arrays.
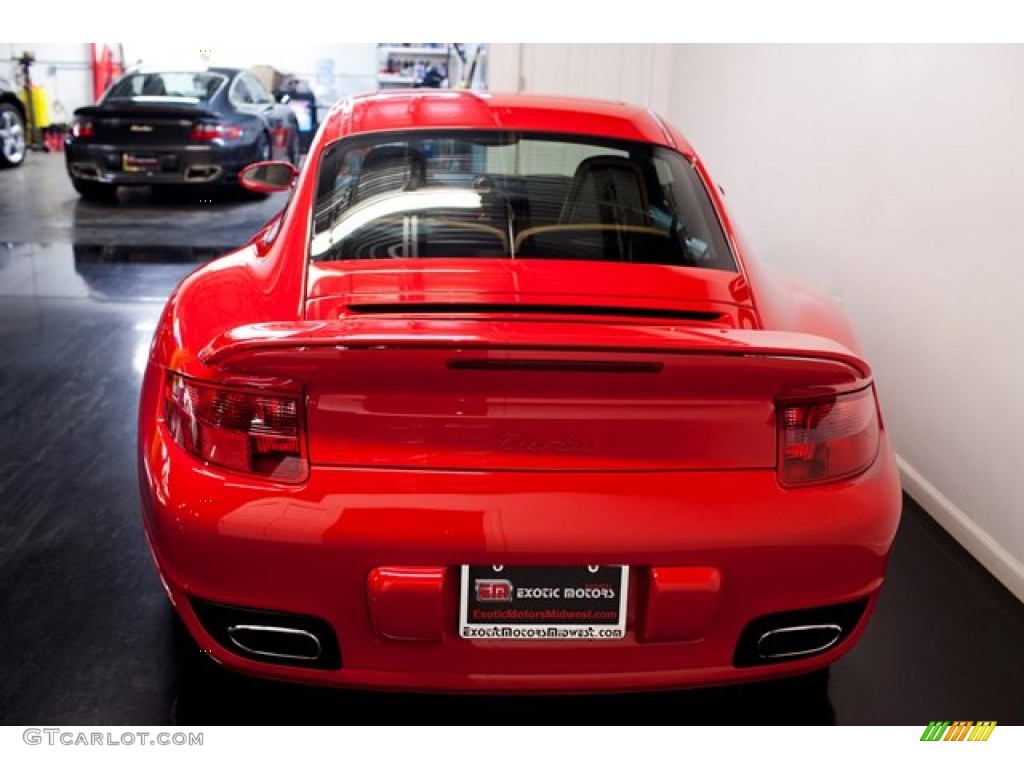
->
[[351, 145, 428, 203], [513, 154, 679, 263], [141, 75, 166, 97], [560, 155, 652, 226]]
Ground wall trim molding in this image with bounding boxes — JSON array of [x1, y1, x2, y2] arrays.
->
[[897, 454, 1024, 603]]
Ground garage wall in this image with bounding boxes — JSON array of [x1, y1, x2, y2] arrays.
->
[[488, 44, 675, 111], [1, 43, 93, 125], [489, 43, 1024, 602]]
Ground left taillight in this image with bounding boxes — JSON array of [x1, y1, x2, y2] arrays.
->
[[778, 386, 880, 487], [71, 119, 94, 138], [163, 373, 307, 482]]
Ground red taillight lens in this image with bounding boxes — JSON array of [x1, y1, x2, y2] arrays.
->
[[71, 119, 94, 138], [778, 386, 880, 487], [163, 373, 306, 482], [190, 122, 244, 141]]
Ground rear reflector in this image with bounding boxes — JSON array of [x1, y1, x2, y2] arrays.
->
[[164, 373, 306, 482], [778, 386, 879, 486]]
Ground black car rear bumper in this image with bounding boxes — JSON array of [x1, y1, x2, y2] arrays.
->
[[65, 141, 258, 186]]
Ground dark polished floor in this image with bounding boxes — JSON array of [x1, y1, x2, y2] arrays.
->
[[1, 154, 1022, 725]]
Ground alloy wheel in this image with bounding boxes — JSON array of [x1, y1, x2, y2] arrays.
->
[[0, 105, 27, 167]]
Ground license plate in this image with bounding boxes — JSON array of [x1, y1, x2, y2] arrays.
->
[[123, 153, 159, 172], [459, 565, 628, 640]]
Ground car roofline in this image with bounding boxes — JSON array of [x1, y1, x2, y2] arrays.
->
[[319, 91, 695, 153]]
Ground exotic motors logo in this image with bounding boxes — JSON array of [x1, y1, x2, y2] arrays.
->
[[474, 579, 513, 602], [514, 585, 617, 600], [920, 721, 997, 742], [474, 579, 616, 602]]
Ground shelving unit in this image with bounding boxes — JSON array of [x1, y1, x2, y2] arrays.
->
[[377, 44, 451, 89]]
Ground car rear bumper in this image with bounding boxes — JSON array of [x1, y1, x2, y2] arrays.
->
[[140, 409, 903, 693], [65, 141, 256, 186]]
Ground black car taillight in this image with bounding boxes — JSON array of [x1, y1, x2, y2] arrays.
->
[[777, 386, 880, 487], [163, 373, 307, 482], [71, 118, 94, 138], [191, 121, 243, 141]]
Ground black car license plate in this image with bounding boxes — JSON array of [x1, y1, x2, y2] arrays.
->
[[459, 565, 628, 640], [123, 153, 159, 172]]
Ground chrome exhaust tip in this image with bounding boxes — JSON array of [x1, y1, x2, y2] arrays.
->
[[184, 165, 221, 182], [70, 162, 102, 180], [227, 624, 323, 662], [733, 599, 868, 667], [189, 598, 342, 669], [756, 624, 843, 660]]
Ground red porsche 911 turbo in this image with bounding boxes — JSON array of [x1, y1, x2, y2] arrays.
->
[[138, 91, 902, 693]]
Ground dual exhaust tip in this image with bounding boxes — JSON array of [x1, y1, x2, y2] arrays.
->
[[184, 165, 221, 182], [755, 623, 843, 660], [734, 599, 868, 668], [190, 598, 341, 670], [190, 596, 865, 672], [218, 616, 848, 664], [226, 624, 323, 663]]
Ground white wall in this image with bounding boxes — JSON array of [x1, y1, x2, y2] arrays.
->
[[489, 44, 674, 109], [490, 43, 1024, 601], [1, 43, 93, 124]]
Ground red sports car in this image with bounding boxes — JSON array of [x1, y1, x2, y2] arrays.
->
[[138, 91, 902, 693]]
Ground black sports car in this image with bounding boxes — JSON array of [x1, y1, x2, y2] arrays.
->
[[0, 77, 28, 169], [65, 67, 301, 200]]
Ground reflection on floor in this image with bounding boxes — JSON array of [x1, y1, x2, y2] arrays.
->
[[0, 154, 1021, 725], [0, 242, 227, 302]]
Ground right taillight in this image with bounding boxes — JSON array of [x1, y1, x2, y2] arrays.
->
[[163, 372, 307, 482], [191, 122, 244, 141], [778, 386, 880, 487]]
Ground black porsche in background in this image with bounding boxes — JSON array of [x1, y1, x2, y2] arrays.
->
[[65, 67, 301, 200]]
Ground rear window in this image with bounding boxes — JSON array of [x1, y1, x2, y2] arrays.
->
[[310, 131, 735, 271], [105, 71, 226, 101]]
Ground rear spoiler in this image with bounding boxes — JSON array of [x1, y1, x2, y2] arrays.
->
[[198, 319, 871, 378], [75, 103, 220, 120]]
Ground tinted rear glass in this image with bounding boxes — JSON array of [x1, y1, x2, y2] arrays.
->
[[105, 72, 226, 101], [310, 131, 735, 271]]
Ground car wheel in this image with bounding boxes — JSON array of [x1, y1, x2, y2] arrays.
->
[[72, 179, 119, 203], [258, 132, 271, 162], [0, 103, 27, 168]]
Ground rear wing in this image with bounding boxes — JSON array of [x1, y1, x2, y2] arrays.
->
[[198, 319, 871, 379]]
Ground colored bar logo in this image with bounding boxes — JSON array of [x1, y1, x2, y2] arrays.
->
[[920, 721, 997, 741]]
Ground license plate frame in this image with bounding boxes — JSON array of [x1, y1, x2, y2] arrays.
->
[[459, 565, 628, 641]]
